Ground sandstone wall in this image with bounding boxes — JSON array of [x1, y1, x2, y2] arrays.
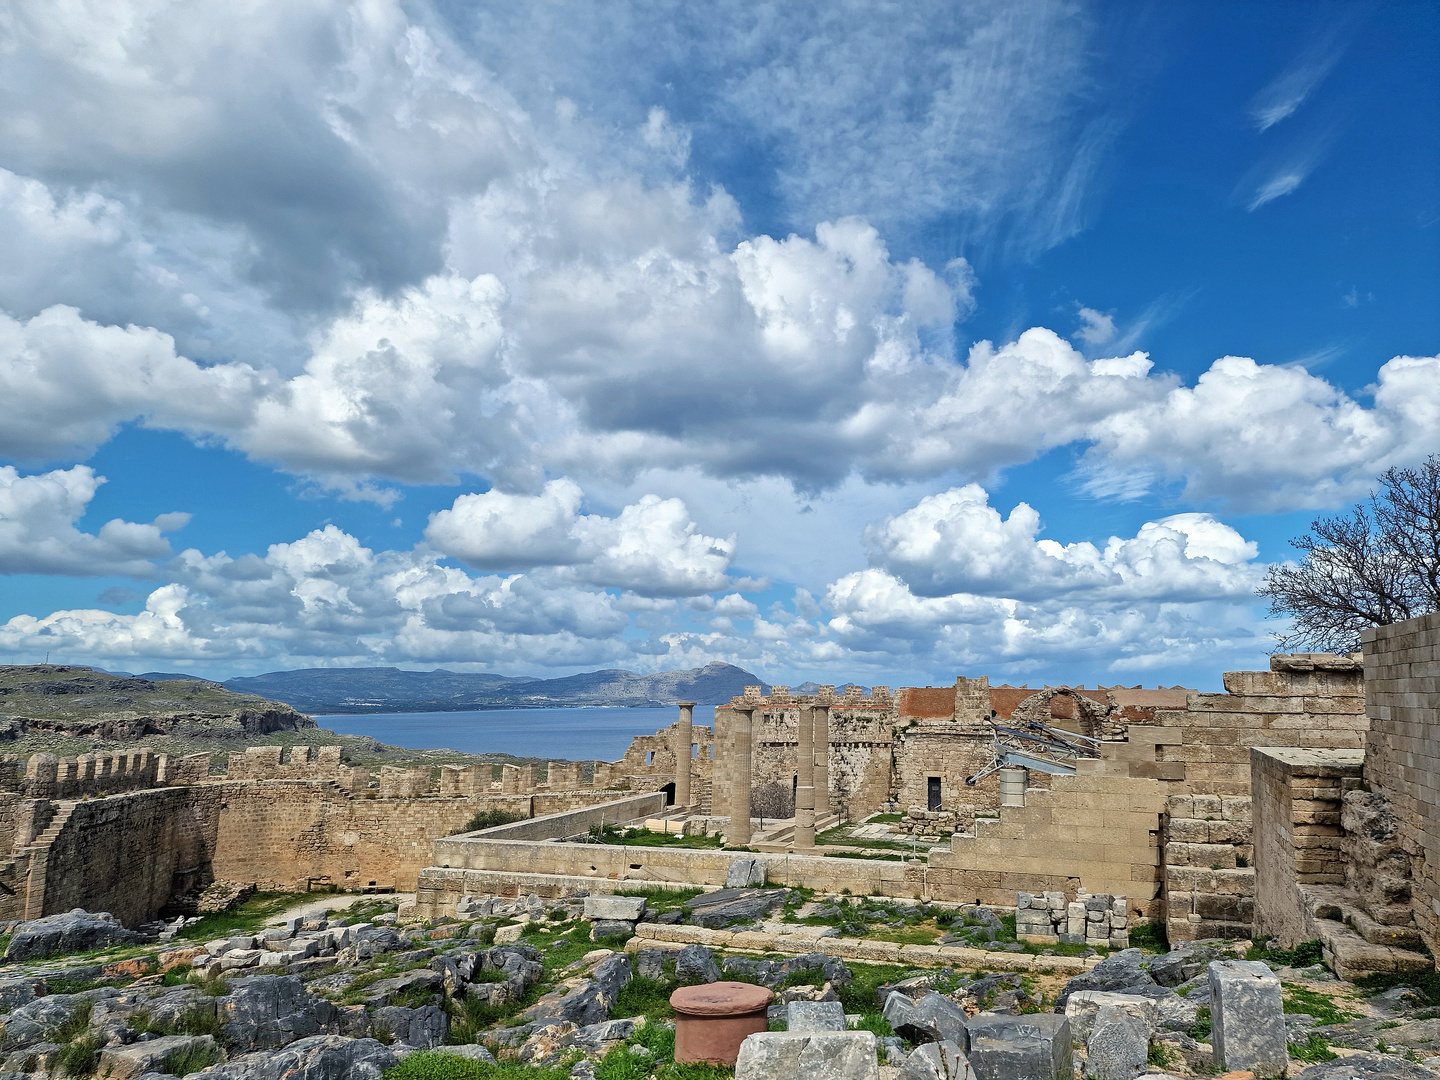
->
[[1362, 610, 1440, 956]]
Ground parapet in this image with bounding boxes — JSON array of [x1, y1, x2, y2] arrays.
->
[[225, 745, 354, 783], [6, 749, 204, 800], [725, 683, 894, 709], [1269, 652, 1364, 673]]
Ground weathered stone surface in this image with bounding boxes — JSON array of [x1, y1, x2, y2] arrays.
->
[[966, 1013, 1072, 1080], [1064, 990, 1158, 1047], [676, 944, 721, 985], [735, 1030, 879, 1080], [590, 919, 636, 941], [217, 975, 341, 1051], [195, 1034, 398, 1080], [1055, 949, 1155, 1006], [584, 895, 647, 921], [1083, 1005, 1147, 1080], [1208, 960, 1286, 1078], [526, 954, 630, 1028], [882, 991, 968, 1049], [636, 948, 667, 980], [3, 909, 139, 961], [685, 888, 787, 929], [0, 980, 36, 1013], [372, 1004, 447, 1048], [1145, 941, 1232, 988], [726, 857, 767, 888], [96, 1034, 218, 1080], [428, 1044, 499, 1064], [898, 1040, 978, 1080], [572, 1018, 639, 1049], [1291, 1052, 1436, 1079], [0, 993, 87, 1051], [786, 1000, 846, 1032]]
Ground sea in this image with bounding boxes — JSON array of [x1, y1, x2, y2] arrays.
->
[[315, 704, 717, 762]]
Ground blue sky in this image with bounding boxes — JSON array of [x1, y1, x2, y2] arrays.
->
[[0, 0, 1435, 690]]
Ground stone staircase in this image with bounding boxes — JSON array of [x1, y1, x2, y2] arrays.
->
[[20, 800, 79, 919]]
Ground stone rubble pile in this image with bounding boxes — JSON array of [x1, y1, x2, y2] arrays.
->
[[1016, 890, 1130, 949]]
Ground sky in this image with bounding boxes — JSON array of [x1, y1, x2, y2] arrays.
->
[[0, 0, 1436, 691]]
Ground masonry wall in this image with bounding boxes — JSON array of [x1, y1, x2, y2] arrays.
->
[[890, 724, 998, 819], [1362, 611, 1440, 956]]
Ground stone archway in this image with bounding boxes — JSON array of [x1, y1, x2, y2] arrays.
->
[[1010, 687, 1120, 740]]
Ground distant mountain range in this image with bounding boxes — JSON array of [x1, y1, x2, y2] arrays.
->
[[214, 662, 768, 713]]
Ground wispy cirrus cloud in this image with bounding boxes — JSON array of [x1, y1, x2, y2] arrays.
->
[[1248, 17, 1352, 132]]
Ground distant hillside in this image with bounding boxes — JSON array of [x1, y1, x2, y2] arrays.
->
[[224, 662, 767, 713], [0, 665, 314, 741]]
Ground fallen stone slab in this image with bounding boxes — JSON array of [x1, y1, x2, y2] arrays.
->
[[372, 1003, 448, 1048], [1290, 1052, 1437, 1079], [899, 1040, 978, 1080], [193, 1034, 398, 1080], [965, 1013, 1072, 1080], [735, 1030, 879, 1080], [882, 991, 968, 1049], [590, 919, 638, 941], [787, 1000, 847, 1032], [1208, 960, 1286, 1078], [584, 895, 647, 921], [726, 857, 767, 888], [96, 1034, 219, 1080], [216, 974, 342, 1052], [1083, 1004, 1148, 1080], [3, 909, 139, 961], [676, 944, 721, 985], [686, 888, 788, 929]]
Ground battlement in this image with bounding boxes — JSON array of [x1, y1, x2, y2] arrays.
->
[[727, 683, 894, 708], [1, 749, 213, 800]]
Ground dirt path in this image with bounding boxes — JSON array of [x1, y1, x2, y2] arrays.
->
[[264, 892, 412, 927]]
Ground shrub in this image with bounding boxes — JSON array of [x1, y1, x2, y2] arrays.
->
[[463, 809, 526, 833], [166, 1041, 224, 1075], [53, 1033, 103, 1078]]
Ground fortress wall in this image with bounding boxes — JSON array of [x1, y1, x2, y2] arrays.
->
[[31, 786, 224, 926], [1362, 611, 1440, 955]]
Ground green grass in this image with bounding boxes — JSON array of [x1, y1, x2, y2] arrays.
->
[[384, 1052, 574, 1080], [614, 885, 707, 912], [165, 1042, 224, 1075], [463, 809, 527, 832], [132, 1005, 227, 1040], [854, 1012, 893, 1038], [1282, 983, 1358, 1026], [1288, 1034, 1338, 1063], [1146, 1041, 1178, 1069], [592, 826, 726, 849], [1127, 920, 1168, 952], [1356, 968, 1440, 1006], [1186, 1006, 1211, 1042], [52, 1032, 103, 1078], [177, 890, 336, 941], [1247, 939, 1325, 968], [612, 976, 676, 1021]]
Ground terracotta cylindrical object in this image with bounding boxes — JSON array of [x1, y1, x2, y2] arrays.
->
[[671, 981, 774, 1064]]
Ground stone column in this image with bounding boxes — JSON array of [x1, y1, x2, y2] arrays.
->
[[674, 702, 696, 807], [794, 704, 816, 848], [814, 703, 831, 819], [730, 705, 754, 846]]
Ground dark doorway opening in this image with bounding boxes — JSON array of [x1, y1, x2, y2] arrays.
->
[[927, 776, 942, 811], [661, 782, 676, 806]]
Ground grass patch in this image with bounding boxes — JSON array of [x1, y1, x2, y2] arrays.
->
[[1146, 1041, 1178, 1069], [166, 1042, 224, 1075], [612, 976, 676, 1021], [1128, 920, 1168, 952], [1288, 1033, 1337, 1063], [1248, 939, 1325, 969], [854, 1012, 893, 1038], [591, 826, 726, 849], [1356, 968, 1440, 1006], [1282, 984, 1358, 1026], [52, 1032, 103, 1078], [1186, 1006, 1211, 1042], [133, 1005, 227, 1040], [614, 885, 707, 913], [385, 1052, 573, 1080], [463, 809, 527, 832], [178, 890, 334, 941]]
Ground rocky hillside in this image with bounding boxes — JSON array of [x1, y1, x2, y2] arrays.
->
[[0, 665, 314, 742], [225, 660, 767, 713]]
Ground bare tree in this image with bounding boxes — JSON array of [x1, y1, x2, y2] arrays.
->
[[751, 780, 794, 821], [1259, 455, 1440, 652]]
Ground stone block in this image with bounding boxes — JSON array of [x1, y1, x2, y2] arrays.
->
[[898, 1039, 978, 1080], [726, 857, 767, 888], [966, 1013, 1072, 1080], [882, 990, 969, 1048], [96, 1034, 219, 1080], [735, 1031, 879, 1080], [1083, 1005, 1148, 1080], [1063, 991, 1157, 1048], [787, 1000, 847, 1032], [585, 895, 647, 921], [1208, 960, 1286, 1078]]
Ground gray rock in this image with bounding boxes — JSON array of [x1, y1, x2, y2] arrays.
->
[[572, 1018, 638, 1049], [899, 1040, 978, 1080], [428, 1044, 498, 1064], [0, 979, 37, 1013], [525, 954, 631, 1029], [0, 993, 87, 1050], [217, 975, 341, 1051], [1290, 1052, 1437, 1079], [589, 919, 636, 941], [882, 991, 968, 1049], [3, 909, 139, 961], [1208, 960, 1286, 1078], [675, 945, 721, 985], [1056, 949, 1155, 1007], [96, 1034, 219, 1080], [372, 1004, 448, 1048], [635, 948, 667, 981], [194, 1034, 398, 1080], [783, 952, 854, 992], [735, 1030, 879, 1080], [787, 1000, 846, 1032], [726, 857, 767, 888], [966, 1013, 1072, 1080], [1146, 941, 1232, 988], [356, 969, 443, 1008], [583, 896, 647, 921], [1064, 991, 1158, 1047], [685, 888, 788, 929], [1083, 1004, 1148, 1080]]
